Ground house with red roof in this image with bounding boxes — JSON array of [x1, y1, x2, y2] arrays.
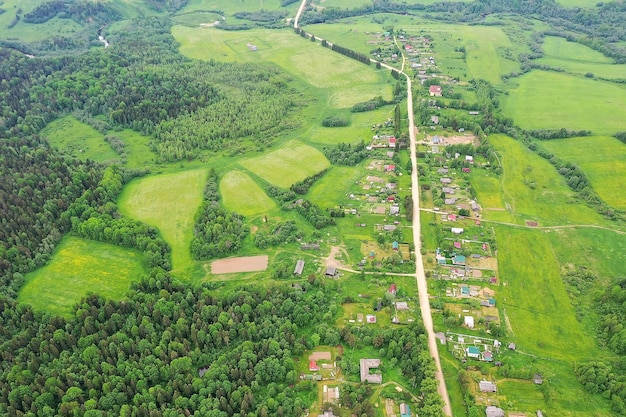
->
[[429, 85, 442, 97], [388, 284, 397, 295], [309, 361, 319, 371], [389, 137, 397, 148]]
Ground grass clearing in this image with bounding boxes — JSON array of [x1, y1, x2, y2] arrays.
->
[[18, 236, 145, 316], [41, 115, 119, 163], [495, 226, 601, 361], [220, 170, 276, 216], [118, 169, 208, 275], [537, 36, 626, 80], [116, 129, 157, 168], [239, 140, 329, 188], [488, 134, 609, 226], [502, 70, 626, 134], [180, 0, 285, 15], [541, 136, 626, 209], [172, 26, 392, 106], [308, 166, 363, 209]]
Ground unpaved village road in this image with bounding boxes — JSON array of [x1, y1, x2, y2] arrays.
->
[[294, 2, 452, 413]]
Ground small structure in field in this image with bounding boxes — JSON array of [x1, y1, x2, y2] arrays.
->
[[429, 85, 442, 97], [479, 380, 497, 393], [485, 406, 505, 417]]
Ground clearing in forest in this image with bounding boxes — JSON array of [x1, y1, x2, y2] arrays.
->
[[18, 236, 145, 316], [211, 255, 269, 274], [239, 141, 330, 188], [220, 171, 276, 216], [118, 168, 208, 274]]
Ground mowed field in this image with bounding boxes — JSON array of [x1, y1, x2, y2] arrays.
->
[[239, 141, 329, 187], [220, 171, 276, 216], [541, 136, 626, 209], [537, 36, 626, 80], [480, 134, 608, 226], [495, 226, 601, 360], [118, 169, 208, 274], [172, 26, 391, 108], [41, 116, 119, 163], [307, 166, 362, 209], [18, 236, 145, 316], [502, 71, 626, 134]]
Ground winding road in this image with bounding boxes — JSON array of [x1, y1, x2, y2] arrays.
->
[[294, 3, 452, 415]]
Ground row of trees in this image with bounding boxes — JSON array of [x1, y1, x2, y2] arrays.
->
[[191, 169, 248, 259]]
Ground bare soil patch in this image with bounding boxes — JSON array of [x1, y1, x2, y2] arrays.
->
[[309, 352, 332, 361], [211, 255, 268, 274]]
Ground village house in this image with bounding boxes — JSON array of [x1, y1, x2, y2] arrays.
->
[[486, 406, 505, 417], [429, 85, 442, 97], [360, 359, 382, 384], [294, 260, 305, 276], [479, 380, 497, 393], [400, 403, 411, 417]]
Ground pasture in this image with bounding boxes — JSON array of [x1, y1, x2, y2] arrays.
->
[[537, 36, 626, 80], [541, 136, 626, 209], [41, 116, 118, 163], [118, 169, 208, 275], [172, 26, 392, 107], [18, 237, 145, 316], [495, 226, 601, 361], [502, 70, 626, 134], [220, 170, 276, 216], [239, 141, 329, 188], [487, 134, 609, 226]]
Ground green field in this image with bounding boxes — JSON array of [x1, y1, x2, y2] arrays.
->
[[537, 36, 626, 80], [180, 0, 286, 15], [484, 134, 608, 226], [307, 166, 363, 208], [118, 169, 208, 275], [471, 169, 515, 223], [502, 71, 626, 134], [41, 115, 119, 163], [116, 129, 158, 168], [239, 141, 330, 187], [496, 227, 600, 360], [220, 170, 276, 216], [172, 26, 392, 107], [18, 236, 145, 316], [541, 136, 626, 209]]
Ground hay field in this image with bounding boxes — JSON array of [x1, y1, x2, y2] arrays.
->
[[18, 237, 145, 316], [118, 169, 208, 274], [220, 170, 276, 216], [239, 141, 329, 187], [502, 71, 626, 134], [541, 136, 626, 209]]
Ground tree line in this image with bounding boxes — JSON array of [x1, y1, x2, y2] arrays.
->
[[191, 170, 248, 259]]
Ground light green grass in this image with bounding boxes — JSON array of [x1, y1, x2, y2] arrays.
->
[[495, 226, 601, 360], [116, 129, 158, 168], [537, 36, 626, 80], [554, 0, 604, 7], [502, 71, 626, 134], [172, 26, 392, 107], [41, 115, 118, 163], [541, 136, 626, 209], [180, 0, 284, 15], [18, 236, 145, 316], [488, 134, 608, 226], [118, 169, 208, 275], [220, 170, 276, 216], [471, 169, 515, 223], [239, 140, 330, 187], [308, 166, 363, 209]]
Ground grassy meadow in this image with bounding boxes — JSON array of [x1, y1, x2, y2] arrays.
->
[[118, 169, 208, 275], [18, 236, 145, 316], [41, 115, 119, 163], [220, 170, 276, 216], [537, 37, 626, 80], [541, 136, 626, 209], [478, 134, 609, 226], [502, 71, 626, 134], [239, 141, 330, 188]]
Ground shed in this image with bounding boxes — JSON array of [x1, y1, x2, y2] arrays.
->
[[366, 314, 377, 323], [392, 241, 399, 251], [395, 301, 409, 310], [294, 260, 305, 276], [440, 177, 452, 184], [454, 241, 462, 249], [464, 316, 475, 329], [431, 115, 439, 125], [400, 403, 411, 417], [534, 374, 543, 385], [445, 198, 457, 205], [325, 266, 337, 277], [451, 227, 464, 234], [479, 380, 497, 392], [388, 284, 397, 295], [508, 343, 516, 351], [483, 351, 493, 362], [390, 206, 400, 215], [485, 406, 504, 417]]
